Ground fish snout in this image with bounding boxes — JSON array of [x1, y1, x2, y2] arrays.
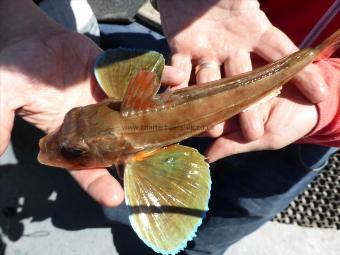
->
[[38, 133, 86, 169], [59, 139, 89, 159]]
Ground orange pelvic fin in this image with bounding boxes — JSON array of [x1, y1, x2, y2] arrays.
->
[[128, 148, 160, 162]]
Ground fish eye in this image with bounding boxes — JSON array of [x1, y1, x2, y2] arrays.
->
[[60, 144, 88, 158]]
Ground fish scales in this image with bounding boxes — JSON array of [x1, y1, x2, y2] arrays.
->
[[38, 29, 340, 169]]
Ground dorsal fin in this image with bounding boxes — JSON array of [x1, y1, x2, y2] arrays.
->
[[121, 71, 161, 117], [94, 48, 165, 100]]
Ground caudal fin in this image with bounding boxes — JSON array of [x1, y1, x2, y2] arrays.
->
[[313, 29, 340, 61]]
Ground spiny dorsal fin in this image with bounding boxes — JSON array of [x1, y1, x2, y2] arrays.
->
[[121, 71, 162, 117], [94, 48, 165, 100]]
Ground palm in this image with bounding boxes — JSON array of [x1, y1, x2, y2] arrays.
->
[[163, 2, 272, 66], [159, 0, 326, 149], [265, 91, 316, 146], [0, 26, 186, 207], [0, 30, 127, 207], [1, 31, 102, 133], [205, 85, 318, 162]]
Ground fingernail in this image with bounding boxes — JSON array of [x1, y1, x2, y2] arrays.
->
[[108, 192, 124, 207], [112, 193, 120, 202]]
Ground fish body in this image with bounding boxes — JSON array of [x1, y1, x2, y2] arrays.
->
[[40, 48, 319, 169], [38, 29, 339, 255]]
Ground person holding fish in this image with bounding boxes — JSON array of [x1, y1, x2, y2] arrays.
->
[[153, 0, 339, 254], [157, 0, 339, 157], [0, 0, 339, 254]]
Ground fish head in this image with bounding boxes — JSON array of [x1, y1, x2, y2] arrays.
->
[[38, 103, 129, 170]]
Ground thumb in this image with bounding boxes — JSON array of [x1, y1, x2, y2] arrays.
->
[[162, 65, 186, 86], [205, 131, 266, 163], [0, 97, 15, 155], [70, 168, 125, 207], [256, 26, 328, 103], [168, 53, 192, 89], [239, 105, 264, 141]]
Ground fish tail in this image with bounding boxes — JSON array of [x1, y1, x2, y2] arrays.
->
[[313, 29, 340, 61]]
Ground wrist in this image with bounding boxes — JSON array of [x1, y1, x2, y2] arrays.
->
[[0, 0, 63, 51]]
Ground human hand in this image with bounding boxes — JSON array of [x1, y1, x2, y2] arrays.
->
[[0, 0, 183, 207], [158, 0, 327, 140], [205, 84, 319, 162], [0, 25, 128, 207]]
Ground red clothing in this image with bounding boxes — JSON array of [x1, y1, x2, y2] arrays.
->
[[262, 0, 340, 147]]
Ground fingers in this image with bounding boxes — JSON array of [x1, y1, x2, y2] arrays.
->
[[256, 26, 328, 103], [168, 53, 192, 89], [0, 119, 13, 155], [205, 131, 263, 163], [255, 26, 299, 61], [195, 61, 221, 84], [70, 168, 125, 207], [202, 122, 225, 138], [205, 129, 281, 163], [239, 106, 264, 140], [0, 98, 15, 155], [224, 51, 264, 141], [199, 116, 239, 138], [205, 87, 319, 163], [162, 65, 186, 86], [223, 51, 252, 77], [195, 59, 223, 136], [292, 64, 327, 103]]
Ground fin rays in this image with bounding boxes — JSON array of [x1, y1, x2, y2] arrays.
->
[[94, 48, 165, 101], [121, 71, 160, 117], [124, 145, 211, 254]]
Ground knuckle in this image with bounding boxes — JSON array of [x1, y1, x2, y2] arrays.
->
[[206, 126, 224, 138], [266, 136, 284, 150]]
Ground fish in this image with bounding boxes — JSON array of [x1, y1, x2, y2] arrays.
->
[[38, 29, 339, 254]]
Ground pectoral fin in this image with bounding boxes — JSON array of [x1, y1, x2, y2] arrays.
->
[[94, 48, 165, 100], [124, 144, 211, 255]]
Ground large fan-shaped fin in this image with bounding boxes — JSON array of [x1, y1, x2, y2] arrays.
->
[[94, 48, 165, 100], [124, 144, 211, 255]]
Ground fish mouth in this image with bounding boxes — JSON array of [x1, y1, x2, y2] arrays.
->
[[38, 129, 86, 170], [38, 132, 112, 170], [38, 134, 76, 169]]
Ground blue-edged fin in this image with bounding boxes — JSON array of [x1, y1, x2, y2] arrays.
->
[[124, 144, 211, 255], [94, 48, 165, 100]]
